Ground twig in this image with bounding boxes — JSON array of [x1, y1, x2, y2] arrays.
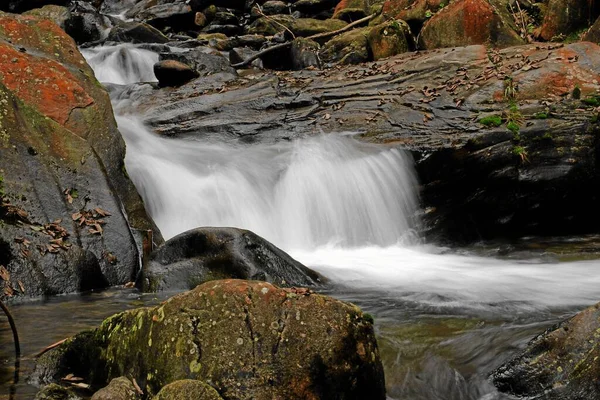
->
[[35, 338, 67, 358], [256, 4, 296, 39], [0, 299, 20, 358], [231, 13, 376, 68]]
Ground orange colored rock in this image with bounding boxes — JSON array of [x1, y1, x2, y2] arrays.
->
[[539, 0, 600, 41], [333, 0, 368, 21], [418, 0, 523, 49], [397, 0, 445, 24], [382, 0, 411, 18]]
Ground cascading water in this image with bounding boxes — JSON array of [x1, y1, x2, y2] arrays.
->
[[73, 44, 600, 400]]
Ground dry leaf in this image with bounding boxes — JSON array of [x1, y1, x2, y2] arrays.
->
[[0, 266, 9, 281], [17, 280, 25, 293], [4, 285, 14, 297]]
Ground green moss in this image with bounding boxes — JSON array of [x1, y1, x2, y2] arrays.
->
[[479, 115, 502, 127], [534, 112, 549, 119], [363, 313, 374, 324], [507, 121, 520, 134], [582, 96, 600, 107], [512, 145, 526, 156]]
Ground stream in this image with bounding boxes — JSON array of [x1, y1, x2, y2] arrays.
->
[[1, 43, 599, 400]]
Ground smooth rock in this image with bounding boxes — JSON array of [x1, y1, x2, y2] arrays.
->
[[92, 377, 140, 400], [140, 227, 324, 292], [291, 37, 321, 69], [153, 60, 199, 87], [107, 21, 170, 44]]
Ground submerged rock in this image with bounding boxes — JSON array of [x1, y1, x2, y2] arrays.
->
[[491, 302, 600, 399], [34, 279, 385, 399], [140, 227, 324, 292]]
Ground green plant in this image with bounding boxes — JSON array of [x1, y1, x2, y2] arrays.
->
[[582, 96, 600, 107], [572, 84, 581, 100], [363, 313, 375, 324], [534, 112, 548, 119], [425, 10, 433, 18], [504, 76, 517, 101], [507, 121, 520, 135], [479, 115, 502, 127], [512, 145, 529, 162]]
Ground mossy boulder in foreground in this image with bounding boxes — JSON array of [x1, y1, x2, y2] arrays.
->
[[491, 301, 600, 399], [33, 279, 385, 399]]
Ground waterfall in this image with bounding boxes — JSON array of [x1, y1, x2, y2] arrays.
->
[[84, 45, 600, 312]]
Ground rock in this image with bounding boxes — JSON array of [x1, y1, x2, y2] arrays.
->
[[211, 34, 266, 51], [153, 380, 223, 400], [189, 0, 246, 12], [292, 0, 338, 15], [35, 383, 82, 400], [135, 3, 196, 32], [23, 5, 70, 29], [194, 12, 207, 28], [291, 37, 321, 69], [0, 12, 159, 300], [0, 0, 68, 13], [107, 21, 170, 44], [367, 20, 410, 60], [202, 23, 242, 36], [418, 0, 524, 50], [158, 49, 237, 77], [154, 60, 200, 87], [64, 1, 111, 44], [396, 0, 446, 27], [260, 0, 289, 15], [34, 279, 386, 399], [539, 0, 600, 41], [248, 15, 347, 37], [333, 0, 369, 22], [229, 47, 263, 69], [92, 377, 140, 400], [320, 27, 370, 65], [491, 302, 600, 399], [584, 14, 600, 43], [140, 227, 324, 292]]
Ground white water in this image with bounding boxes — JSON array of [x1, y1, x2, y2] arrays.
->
[[85, 45, 600, 313]]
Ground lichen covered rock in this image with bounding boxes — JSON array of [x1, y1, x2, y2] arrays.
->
[[367, 20, 410, 60], [91, 377, 140, 400], [34, 280, 386, 399], [153, 380, 223, 400], [320, 26, 370, 64]]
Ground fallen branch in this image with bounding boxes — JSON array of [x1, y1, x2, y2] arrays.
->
[[231, 13, 376, 68], [35, 338, 67, 358]]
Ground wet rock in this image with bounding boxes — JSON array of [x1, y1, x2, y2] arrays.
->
[[154, 60, 200, 87], [135, 3, 196, 32], [248, 15, 347, 37], [92, 377, 140, 400], [159, 49, 237, 77], [202, 23, 242, 36], [64, 1, 111, 44], [194, 12, 207, 28], [418, 0, 523, 49], [367, 20, 410, 60], [229, 47, 263, 69], [320, 27, 370, 64], [292, 0, 338, 15], [189, 0, 246, 12], [34, 279, 385, 399], [211, 34, 266, 51], [333, 0, 369, 21], [107, 21, 170, 44], [0, 0, 68, 13], [35, 383, 82, 400], [491, 302, 600, 399], [260, 1, 289, 15], [140, 227, 324, 292], [291, 37, 321, 69], [539, 0, 600, 41], [0, 12, 159, 299], [153, 380, 223, 400]]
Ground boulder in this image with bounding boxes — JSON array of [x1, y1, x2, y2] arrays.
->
[[63, 1, 111, 44], [135, 3, 196, 31], [584, 14, 600, 43], [140, 227, 324, 292], [396, 0, 446, 27], [153, 60, 200, 87], [320, 27, 370, 64], [0, 12, 159, 300], [92, 377, 140, 400], [23, 5, 70, 29], [229, 47, 264, 69], [292, 0, 338, 15], [189, 0, 246, 11], [153, 380, 223, 400], [418, 0, 524, 49], [33, 280, 386, 399], [492, 302, 600, 399], [194, 12, 207, 28], [367, 20, 410, 60], [291, 37, 321, 69], [333, 0, 369, 22], [107, 21, 170, 44], [260, 1, 289, 16], [0, 0, 68, 13], [539, 0, 600, 41]]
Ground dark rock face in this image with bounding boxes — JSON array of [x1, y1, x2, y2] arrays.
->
[[153, 60, 199, 87], [539, 0, 600, 41], [64, 1, 110, 44], [491, 302, 600, 399], [107, 21, 169, 44], [0, 12, 159, 300], [140, 227, 324, 292], [34, 280, 385, 399]]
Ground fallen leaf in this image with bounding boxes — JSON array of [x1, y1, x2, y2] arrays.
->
[[0, 266, 9, 282], [17, 280, 25, 293]]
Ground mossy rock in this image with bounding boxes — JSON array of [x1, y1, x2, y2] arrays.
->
[[153, 380, 223, 400], [333, 0, 369, 21], [91, 377, 140, 400], [34, 280, 386, 399], [23, 5, 70, 29], [34, 383, 81, 400], [367, 20, 410, 60], [320, 26, 370, 65]]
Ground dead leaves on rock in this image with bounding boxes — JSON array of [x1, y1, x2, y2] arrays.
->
[[0, 200, 29, 223], [0, 265, 25, 296], [72, 207, 111, 236]]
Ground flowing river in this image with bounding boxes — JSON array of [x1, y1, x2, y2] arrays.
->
[[1, 44, 600, 400]]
